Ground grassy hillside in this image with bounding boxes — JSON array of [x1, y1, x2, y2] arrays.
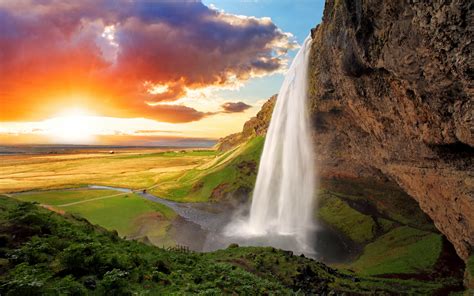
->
[[14, 189, 176, 246], [150, 136, 264, 202], [0, 196, 461, 295]]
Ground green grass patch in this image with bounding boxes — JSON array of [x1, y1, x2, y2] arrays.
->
[[15, 189, 119, 206], [152, 136, 265, 202], [466, 255, 474, 288], [378, 217, 395, 233], [320, 178, 435, 231], [14, 189, 176, 241], [467, 255, 474, 276], [347, 226, 442, 276], [318, 192, 376, 243], [62, 194, 175, 235], [207, 246, 446, 294]]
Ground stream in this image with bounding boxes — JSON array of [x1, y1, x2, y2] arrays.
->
[[17, 185, 359, 263], [91, 185, 360, 263]]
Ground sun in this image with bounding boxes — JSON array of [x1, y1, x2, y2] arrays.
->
[[45, 108, 97, 144]]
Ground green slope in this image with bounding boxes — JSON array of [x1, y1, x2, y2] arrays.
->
[[0, 196, 459, 295], [151, 136, 265, 202]]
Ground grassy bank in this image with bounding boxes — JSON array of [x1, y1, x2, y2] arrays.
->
[[150, 136, 264, 202], [14, 189, 176, 246], [0, 196, 459, 295]]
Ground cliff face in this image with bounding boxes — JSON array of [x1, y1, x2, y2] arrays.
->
[[309, 0, 473, 260], [216, 95, 276, 151]]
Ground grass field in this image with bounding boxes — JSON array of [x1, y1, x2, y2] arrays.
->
[[0, 140, 265, 251], [347, 226, 442, 275], [0, 149, 218, 194], [318, 192, 376, 243], [317, 180, 451, 278], [0, 141, 261, 203], [14, 189, 177, 246], [150, 136, 264, 202], [0, 138, 465, 287]]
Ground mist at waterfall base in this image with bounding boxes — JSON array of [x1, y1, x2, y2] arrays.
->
[[221, 36, 318, 257]]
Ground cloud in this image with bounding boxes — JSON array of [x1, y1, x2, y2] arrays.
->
[[0, 0, 296, 122], [140, 104, 214, 123], [221, 102, 252, 113]]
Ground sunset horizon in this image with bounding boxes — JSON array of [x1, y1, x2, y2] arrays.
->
[[0, 1, 472, 294], [0, 0, 321, 146]]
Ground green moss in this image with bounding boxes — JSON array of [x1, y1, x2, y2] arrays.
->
[[377, 217, 396, 232], [347, 226, 443, 276], [466, 255, 474, 289], [318, 192, 376, 243], [320, 178, 434, 231], [467, 255, 474, 277]]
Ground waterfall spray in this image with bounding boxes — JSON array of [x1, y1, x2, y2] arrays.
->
[[225, 36, 316, 254]]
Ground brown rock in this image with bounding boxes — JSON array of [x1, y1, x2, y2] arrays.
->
[[215, 95, 276, 151], [308, 0, 473, 260]]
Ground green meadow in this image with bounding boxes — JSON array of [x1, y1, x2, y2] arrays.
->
[[0, 149, 219, 194], [15, 189, 176, 246], [0, 137, 466, 292], [317, 183, 456, 279]]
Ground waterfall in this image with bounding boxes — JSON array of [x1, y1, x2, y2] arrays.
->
[[224, 36, 316, 254]]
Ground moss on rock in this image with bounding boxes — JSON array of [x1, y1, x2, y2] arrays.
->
[[318, 192, 376, 243], [347, 226, 443, 276], [465, 255, 474, 289]]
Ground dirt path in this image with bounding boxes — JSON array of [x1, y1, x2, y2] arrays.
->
[[58, 192, 128, 207]]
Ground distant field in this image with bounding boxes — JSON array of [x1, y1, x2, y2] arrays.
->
[[0, 140, 263, 203], [0, 140, 265, 247], [14, 188, 176, 246], [0, 149, 219, 194]]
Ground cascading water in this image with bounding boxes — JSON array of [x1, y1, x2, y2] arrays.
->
[[224, 36, 316, 255]]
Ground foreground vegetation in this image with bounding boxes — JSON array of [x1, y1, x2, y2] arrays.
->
[[0, 196, 463, 295], [14, 189, 176, 246]]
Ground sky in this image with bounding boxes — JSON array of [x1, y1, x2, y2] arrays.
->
[[0, 0, 324, 146]]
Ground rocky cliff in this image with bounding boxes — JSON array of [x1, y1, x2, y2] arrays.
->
[[216, 95, 276, 151], [308, 0, 473, 260]]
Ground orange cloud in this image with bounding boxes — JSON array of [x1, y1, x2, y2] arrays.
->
[[0, 0, 296, 123]]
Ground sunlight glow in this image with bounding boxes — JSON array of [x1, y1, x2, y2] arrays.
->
[[45, 108, 96, 144]]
